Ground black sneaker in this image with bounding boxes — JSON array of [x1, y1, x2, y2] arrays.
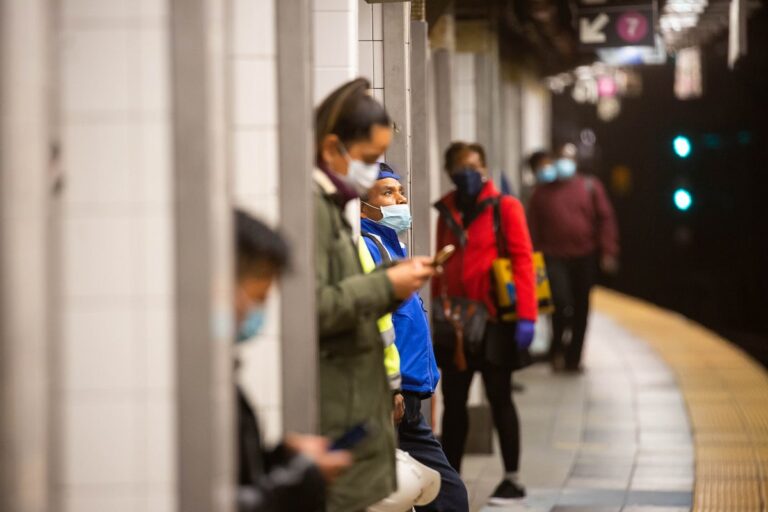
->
[[487, 478, 526, 505]]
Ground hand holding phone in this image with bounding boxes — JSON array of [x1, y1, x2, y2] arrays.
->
[[330, 422, 371, 451], [433, 244, 456, 267]]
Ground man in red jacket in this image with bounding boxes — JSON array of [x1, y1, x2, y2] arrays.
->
[[432, 142, 537, 505], [527, 145, 620, 373]]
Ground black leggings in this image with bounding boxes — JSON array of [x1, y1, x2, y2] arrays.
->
[[440, 362, 520, 473]]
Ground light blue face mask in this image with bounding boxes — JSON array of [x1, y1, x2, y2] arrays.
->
[[237, 306, 266, 343], [555, 158, 577, 180], [364, 202, 412, 234], [536, 164, 558, 184]]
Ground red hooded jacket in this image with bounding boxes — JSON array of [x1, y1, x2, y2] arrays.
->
[[431, 180, 538, 322]]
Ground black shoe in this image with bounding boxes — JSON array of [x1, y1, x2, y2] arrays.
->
[[488, 478, 526, 505], [563, 363, 585, 374]]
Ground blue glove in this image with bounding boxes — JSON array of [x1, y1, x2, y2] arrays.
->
[[515, 320, 535, 350]]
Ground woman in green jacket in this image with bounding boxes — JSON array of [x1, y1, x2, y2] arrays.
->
[[314, 78, 435, 512]]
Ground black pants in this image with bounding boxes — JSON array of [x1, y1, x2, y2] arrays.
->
[[546, 254, 597, 369], [440, 362, 520, 474], [398, 393, 469, 512]]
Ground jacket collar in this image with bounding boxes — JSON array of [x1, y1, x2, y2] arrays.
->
[[313, 168, 337, 195], [360, 218, 406, 257]]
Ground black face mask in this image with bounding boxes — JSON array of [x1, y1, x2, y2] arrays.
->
[[450, 168, 484, 197]]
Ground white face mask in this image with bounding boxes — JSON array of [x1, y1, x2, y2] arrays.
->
[[339, 142, 379, 195]]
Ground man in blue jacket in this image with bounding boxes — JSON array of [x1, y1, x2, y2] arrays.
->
[[361, 163, 469, 512]]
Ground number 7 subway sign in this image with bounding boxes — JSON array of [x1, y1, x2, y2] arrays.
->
[[577, 0, 656, 49]]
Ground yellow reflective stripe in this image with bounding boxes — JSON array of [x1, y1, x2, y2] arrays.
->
[[377, 315, 394, 341], [358, 238, 402, 385], [358, 238, 377, 273], [384, 342, 401, 390]]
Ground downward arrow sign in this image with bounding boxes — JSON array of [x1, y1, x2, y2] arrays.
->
[[580, 13, 609, 43]]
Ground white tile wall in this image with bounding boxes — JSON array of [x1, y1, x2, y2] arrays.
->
[[233, 58, 278, 128], [313, 0, 358, 102], [453, 52, 477, 142], [57, 0, 176, 510], [357, 0, 382, 96], [231, 0, 283, 446]]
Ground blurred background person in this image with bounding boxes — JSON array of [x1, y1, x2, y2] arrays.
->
[[360, 162, 469, 512], [313, 78, 435, 512], [234, 210, 352, 512], [527, 144, 620, 373], [432, 141, 538, 505]]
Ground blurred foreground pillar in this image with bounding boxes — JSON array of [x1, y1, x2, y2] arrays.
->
[[0, 1, 52, 511], [276, 0, 318, 434], [170, 0, 235, 510]]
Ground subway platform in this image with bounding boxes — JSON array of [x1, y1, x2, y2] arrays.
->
[[461, 289, 768, 512]]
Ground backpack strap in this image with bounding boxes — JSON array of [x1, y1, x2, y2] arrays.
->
[[360, 232, 392, 265], [489, 197, 508, 258], [434, 201, 468, 247]]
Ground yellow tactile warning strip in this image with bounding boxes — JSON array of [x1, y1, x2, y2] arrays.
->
[[593, 288, 768, 512]]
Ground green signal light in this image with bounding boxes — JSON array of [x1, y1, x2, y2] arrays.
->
[[673, 135, 692, 158], [673, 188, 693, 211]]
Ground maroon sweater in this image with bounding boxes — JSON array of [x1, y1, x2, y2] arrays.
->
[[528, 175, 619, 259]]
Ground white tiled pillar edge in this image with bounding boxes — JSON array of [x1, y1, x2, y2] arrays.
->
[[452, 52, 477, 142], [57, 1, 176, 511], [358, 0, 383, 102], [230, 0, 283, 446], [314, 0, 359, 102]]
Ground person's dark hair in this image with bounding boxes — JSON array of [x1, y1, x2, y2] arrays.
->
[[468, 143, 487, 167], [443, 141, 470, 173], [315, 78, 391, 156], [235, 209, 290, 278], [527, 150, 551, 171]]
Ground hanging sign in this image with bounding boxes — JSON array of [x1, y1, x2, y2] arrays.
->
[[578, 0, 656, 49]]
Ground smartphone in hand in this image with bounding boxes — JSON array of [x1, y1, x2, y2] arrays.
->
[[433, 244, 456, 267]]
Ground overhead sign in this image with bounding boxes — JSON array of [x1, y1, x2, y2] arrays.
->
[[578, 0, 656, 49]]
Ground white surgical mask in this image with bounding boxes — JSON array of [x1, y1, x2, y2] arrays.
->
[[555, 158, 577, 180], [339, 143, 379, 195], [363, 202, 412, 233]]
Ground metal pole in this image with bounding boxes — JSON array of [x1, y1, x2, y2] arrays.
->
[[170, 0, 235, 509], [383, 2, 411, 183], [0, 1, 51, 510], [276, 0, 318, 434]]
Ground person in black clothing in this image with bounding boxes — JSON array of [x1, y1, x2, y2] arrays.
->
[[235, 210, 352, 511]]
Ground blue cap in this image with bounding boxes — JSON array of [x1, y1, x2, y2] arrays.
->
[[377, 162, 401, 181]]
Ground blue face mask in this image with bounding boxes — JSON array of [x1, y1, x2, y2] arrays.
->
[[555, 158, 577, 180], [451, 168, 484, 197], [536, 164, 558, 184], [364, 202, 412, 234], [237, 306, 266, 343]]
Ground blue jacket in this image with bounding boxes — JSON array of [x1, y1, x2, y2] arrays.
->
[[361, 218, 440, 395]]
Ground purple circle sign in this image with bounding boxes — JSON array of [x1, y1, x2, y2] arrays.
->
[[616, 12, 649, 43]]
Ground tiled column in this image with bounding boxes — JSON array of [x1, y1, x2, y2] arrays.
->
[[358, 0, 384, 101], [452, 52, 476, 141], [170, 0, 234, 510], [313, 0, 358, 102], [230, 0, 284, 445], [521, 77, 552, 161], [276, 0, 319, 434], [56, 1, 178, 510], [500, 75, 524, 195], [381, 2, 411, 180], [0, 1, 52, 511]]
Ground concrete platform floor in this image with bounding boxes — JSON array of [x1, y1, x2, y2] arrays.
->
[[461, 309, 694, 512]]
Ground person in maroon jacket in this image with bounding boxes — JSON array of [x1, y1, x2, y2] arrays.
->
[[527, 144, 620, 373], [432, 142, 538, 504]]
